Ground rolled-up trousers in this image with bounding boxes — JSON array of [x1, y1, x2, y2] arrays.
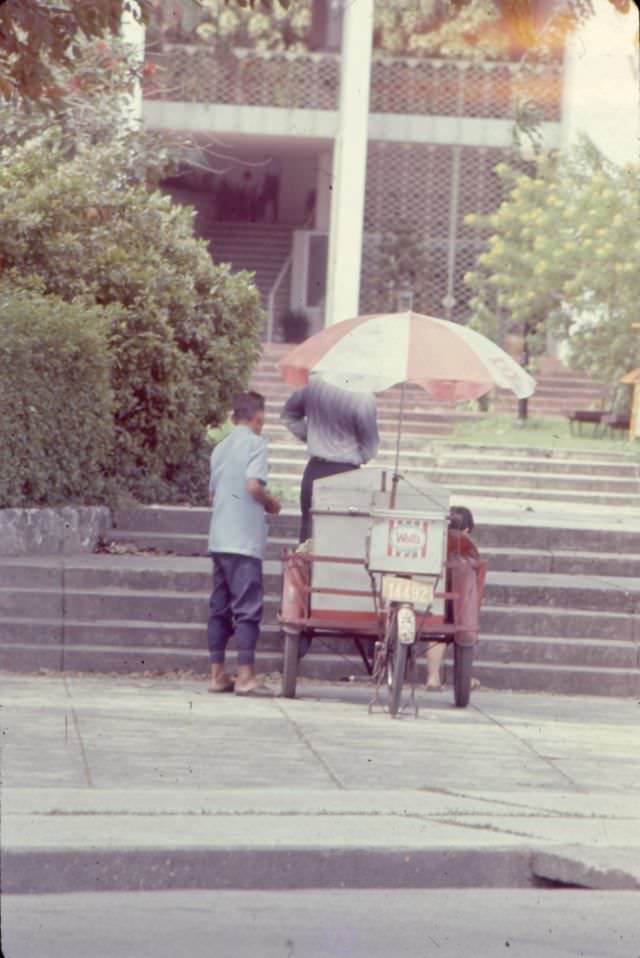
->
[[207, 552, 263, 666]]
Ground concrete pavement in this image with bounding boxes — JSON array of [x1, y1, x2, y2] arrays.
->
[[2, 673, 639, 893], [4, 890, 640, 958]]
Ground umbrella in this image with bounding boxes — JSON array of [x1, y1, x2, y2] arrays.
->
[[279, 311, 536, 503], [280, 311, 535, 400]]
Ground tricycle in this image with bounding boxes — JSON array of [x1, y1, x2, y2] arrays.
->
[[278, 467, 487, 715]]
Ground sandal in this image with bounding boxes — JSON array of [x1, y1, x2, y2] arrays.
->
[[234, 684, 275, 698], [208, 680, 235, 694]]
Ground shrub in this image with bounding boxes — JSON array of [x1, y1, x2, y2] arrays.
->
[[0, 288, 114, 508], [0, 136, 264, 500]]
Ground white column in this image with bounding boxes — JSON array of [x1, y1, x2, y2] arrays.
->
[[121, 1, 146, 130], [315, 149, 332, 232], [324, 0, 374, 326]]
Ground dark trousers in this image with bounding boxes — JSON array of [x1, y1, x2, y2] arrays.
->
[[207, 553, 263, 667], [299, 457, 359, 543]]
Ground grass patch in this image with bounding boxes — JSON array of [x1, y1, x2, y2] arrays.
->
[[449, 415, 640, 456]]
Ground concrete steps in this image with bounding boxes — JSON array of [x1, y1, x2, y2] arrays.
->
[[260, 434, 640, 507], [204, 222, 293, 313], [2, 511, 640, 695]]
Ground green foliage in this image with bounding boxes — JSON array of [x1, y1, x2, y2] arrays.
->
[[464, 140, 640, 385], [0, 0, 153, 102], [0, 288, 115, 508], [0, 133, 264, 502], [148, 0, 618, 60]]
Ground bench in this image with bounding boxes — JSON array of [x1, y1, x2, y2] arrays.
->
[[602, 412, 631, 437], [567, 410, 608, 437]]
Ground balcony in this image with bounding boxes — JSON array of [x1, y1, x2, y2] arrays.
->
[[144, 46, 562, 123]]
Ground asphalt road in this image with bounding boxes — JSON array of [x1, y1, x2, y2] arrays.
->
[[2, 890, 639, 958]]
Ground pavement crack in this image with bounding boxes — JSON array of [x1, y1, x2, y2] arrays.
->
[[274, 700, 345, 790], [62, 675, 94, 788], [470, 703, 579, 790], [434, 816, 545, 841]]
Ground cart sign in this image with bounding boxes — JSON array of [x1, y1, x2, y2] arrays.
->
[[387, 519, 428, 559]]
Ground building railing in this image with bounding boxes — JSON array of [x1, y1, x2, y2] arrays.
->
[[144, 46, 562, 122], [266, 252, 293, 343]]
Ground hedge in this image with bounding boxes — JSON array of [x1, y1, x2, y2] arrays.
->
[[0, 289, 114, 508], [0, 137, 264, 502]]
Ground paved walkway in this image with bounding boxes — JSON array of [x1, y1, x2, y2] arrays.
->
[[2, 673, 639, 892]]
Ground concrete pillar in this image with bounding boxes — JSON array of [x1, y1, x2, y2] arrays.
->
[[324, 0, 374, 326], [121, 1, 146, 130], [315, 150, 332, 232]]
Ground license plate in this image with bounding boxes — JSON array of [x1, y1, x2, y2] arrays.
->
[[381, 576, 433, 606]]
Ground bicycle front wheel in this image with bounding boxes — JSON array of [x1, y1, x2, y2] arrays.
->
[[388, 606, 416, 718]]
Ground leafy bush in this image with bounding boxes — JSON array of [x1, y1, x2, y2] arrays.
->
[[0, 135, 264, 501], [0, 288, 114, 508]]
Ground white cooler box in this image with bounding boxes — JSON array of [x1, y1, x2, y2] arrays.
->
[[310, 469, 449, 619]]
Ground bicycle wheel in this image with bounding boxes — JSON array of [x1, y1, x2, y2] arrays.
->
[[453, 642, 474, 708], [388, 606, 415, 717]]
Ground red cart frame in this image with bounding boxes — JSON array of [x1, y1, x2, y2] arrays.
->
[[278, 530, 487, 709]]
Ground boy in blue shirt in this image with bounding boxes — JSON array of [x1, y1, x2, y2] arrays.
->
[[207, 392, 281, 696]]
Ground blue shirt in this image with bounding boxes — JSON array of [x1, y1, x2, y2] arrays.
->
[[208, 425, 269, 560]]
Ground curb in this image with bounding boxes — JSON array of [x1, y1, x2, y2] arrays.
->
[[2, 847, 534, 894], [4, 845, 639, 894]]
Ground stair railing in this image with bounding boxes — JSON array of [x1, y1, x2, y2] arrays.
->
[[266, 251, 293, 343]]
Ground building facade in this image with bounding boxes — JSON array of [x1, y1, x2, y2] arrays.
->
[[141, 1, 565, 339]]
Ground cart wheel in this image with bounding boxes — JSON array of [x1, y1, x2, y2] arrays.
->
[[453, 643, 474, 708], [282, 630, 300, 699]]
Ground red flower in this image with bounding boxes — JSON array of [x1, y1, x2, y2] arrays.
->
[[143, 62, 157, 77]]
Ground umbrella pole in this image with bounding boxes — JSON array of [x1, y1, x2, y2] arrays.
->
[[390, 382, 406, 509]]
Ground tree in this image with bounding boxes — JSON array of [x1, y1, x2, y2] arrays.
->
[[2, 0, 632, 104], [0, 132, 264, 501], [0, 0, 153, 101], [464, 140, 640, 394]]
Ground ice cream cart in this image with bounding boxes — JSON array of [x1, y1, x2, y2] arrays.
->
[[278, 467, 487, 715]]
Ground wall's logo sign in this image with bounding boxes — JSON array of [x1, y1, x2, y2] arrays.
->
[[387, 519, 428, 559]]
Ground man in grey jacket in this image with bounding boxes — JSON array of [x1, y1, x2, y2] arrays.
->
[[281, 374, 380, 543]]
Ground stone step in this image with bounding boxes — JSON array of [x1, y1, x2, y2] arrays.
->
[[3, 579, 640, 634], [431, 454, 640, 478], [2, 537, 637, 581], [268, 471, 640, 508], [480, 603, 639, 641], [265, 443, 640, 477], [266, 459, 640, 494], [433, 442, 637, 463], [106, 506, 640, 554], [1, 637, 638, 697], [4, 615, 636, 671], [5, 562, 640, 613]]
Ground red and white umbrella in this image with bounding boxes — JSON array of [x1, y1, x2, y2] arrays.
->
[[279, 311, 535, 402]]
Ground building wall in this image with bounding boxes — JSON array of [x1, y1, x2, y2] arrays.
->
[[359, 142, 527, 321]]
